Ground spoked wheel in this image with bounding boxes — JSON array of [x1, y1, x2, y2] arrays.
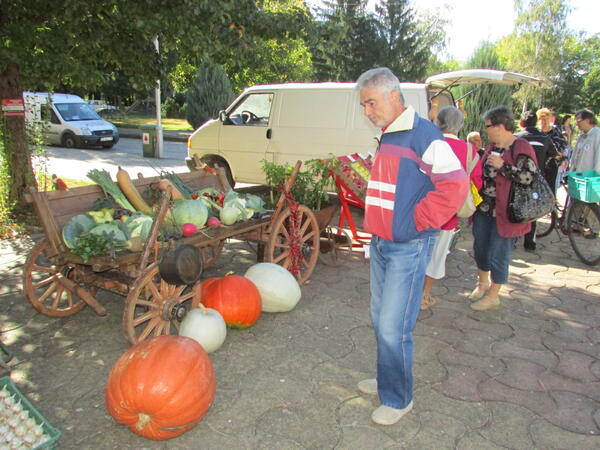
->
[[536, 209, 557, 238], [318, 226, 353, 267], [123, 263, 195, 344], [23, 239, 88, 317], [267, 205, 319, 285], [567, 202, 600, 266], [199, 240, 225, 269]]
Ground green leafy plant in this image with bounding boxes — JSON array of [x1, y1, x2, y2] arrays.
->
[[71, 231, 128, 263], [261, 159, 333, 211]]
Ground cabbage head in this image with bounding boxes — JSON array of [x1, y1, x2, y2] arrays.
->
[[62, 214, 96, 249], [172, 199, 208, 227], [125, 213, 153, 239], [90, 222, 128, 243]]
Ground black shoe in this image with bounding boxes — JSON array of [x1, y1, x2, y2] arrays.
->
[[524, 246, 536, 252]]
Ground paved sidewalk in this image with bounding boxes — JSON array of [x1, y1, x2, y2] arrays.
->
[[0, 220, 598, 449]]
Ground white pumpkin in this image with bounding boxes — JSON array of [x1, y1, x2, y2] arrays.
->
[[244, 263, 301, 312], [179, 306, 227, 353]]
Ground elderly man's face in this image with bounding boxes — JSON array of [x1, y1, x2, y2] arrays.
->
[[470, 135, 482, 149], [360, 87, 404, 128], [576, 115, 593, 132]]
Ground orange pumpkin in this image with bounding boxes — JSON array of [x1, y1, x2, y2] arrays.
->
[[198, 275, 261, 329], [105, 335, 216, 440]]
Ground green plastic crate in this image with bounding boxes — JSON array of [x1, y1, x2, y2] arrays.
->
[[0, 376, 61, 449], [568, 170, 600, 203]]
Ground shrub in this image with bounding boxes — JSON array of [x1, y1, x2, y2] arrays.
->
[[185, 61, 234, 130]]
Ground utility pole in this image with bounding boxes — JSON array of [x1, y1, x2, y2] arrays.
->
[[154, 36, 163, 158]]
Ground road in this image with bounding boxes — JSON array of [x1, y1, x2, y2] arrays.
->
[[43, 137, 189, 181]]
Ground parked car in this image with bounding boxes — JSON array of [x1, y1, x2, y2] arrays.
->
[[24, 92, 119, 149]]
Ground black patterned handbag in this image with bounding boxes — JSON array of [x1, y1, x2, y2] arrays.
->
[[507, 166, 555, 223]]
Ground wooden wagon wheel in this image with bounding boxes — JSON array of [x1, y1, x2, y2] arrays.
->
[[199, 240, 225, 269], [123, 263, 195, 345], [266, 205, 319, 285], [318, 226, 353, 267], [22, 239, 89, 317]]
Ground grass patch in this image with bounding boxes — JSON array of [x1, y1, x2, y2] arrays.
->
[[109, 113, 193, 131]]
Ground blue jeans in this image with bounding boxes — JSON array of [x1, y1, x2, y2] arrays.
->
[[369, 234, 436, 409], [472, 211, 516, 284]]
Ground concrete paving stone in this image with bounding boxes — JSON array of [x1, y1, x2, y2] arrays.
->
[[551, 349, 600, 383], [490, 340, 559, 369], [415, 322, 466, 347], [542, 333, 600, 359], [591, 360, 600, 379], [415, 385, 490, 429], [546, 317, 593, 342], [437, 347, 506, 378], [538, 371, 600, 402], [547, 390, 600, 434], [473, 401, 540, 449], [547, 286, 598, 304], [452, 315, 513, 339], [337, 398, 400, 448], [456, 432, 509, 450], [413, 337, 451, 385], [454, 328, 508, 358], [506, 312, 561, 333], [530, 418, 600, 450], [417, 306, 463, 330], [434, 364, 487, 402], [492, 358, 554, 392], [399, 410, 468, 449]]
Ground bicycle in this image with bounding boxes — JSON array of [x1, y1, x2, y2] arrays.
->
[[536, 174, 600, 266]]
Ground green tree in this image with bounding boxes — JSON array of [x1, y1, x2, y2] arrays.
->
[[185, 62, 234, 129], [496, 0, 570, 107], [455, 43, 514, 142], [373, 0, 432, 82], [0, 0, 297, 210]]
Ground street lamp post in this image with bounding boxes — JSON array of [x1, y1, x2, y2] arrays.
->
[[154, 36, 163, 158]]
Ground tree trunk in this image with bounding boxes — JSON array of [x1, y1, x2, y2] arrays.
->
[[0, 61, 37, 213]]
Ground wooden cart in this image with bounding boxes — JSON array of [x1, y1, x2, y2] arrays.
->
[[23, 162, 338, 345]]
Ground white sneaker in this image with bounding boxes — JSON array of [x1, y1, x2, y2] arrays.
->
[[371, 401, 414, 425], [357, 378, 377, 395], [470, 296, 500, 311]]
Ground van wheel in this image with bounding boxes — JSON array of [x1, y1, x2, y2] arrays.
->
[[201, 157, 235, 188], [62, 133, 76, 148]]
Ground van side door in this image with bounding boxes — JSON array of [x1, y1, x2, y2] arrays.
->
[[42, 104, 62, 145], [220, 92, 274, 183]]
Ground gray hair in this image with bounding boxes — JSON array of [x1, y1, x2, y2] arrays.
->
[[435, 106, 464, 134], [466, 131, 481, 142], [356, 67, 405, 104]]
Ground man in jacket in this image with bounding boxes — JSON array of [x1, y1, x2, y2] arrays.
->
[[572, 109, 600, 173], [515, 110, 555, 251], [355, 67, 468, 425]]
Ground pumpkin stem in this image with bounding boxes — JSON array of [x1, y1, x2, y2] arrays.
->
[[136, 413, 152, 430]]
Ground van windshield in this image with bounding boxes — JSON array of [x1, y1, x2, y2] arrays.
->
[[54, 103, 101, 121]]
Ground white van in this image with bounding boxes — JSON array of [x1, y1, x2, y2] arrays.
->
[[186, 69, 547, 185], [23, 92, 119, 149]]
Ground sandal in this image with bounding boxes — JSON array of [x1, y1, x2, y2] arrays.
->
[[420, 294, 436, 310]]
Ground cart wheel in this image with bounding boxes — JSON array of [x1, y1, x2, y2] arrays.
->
[[267, 205, 319, 285], [199, 240, 225, 269], [318, 226, 353, 267], [22, 239, 87, 317], [123, 263, 195, 344]]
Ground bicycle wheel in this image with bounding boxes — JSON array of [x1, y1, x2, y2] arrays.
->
[[567, 202, 600, 266], [535, 210, 557, 238]]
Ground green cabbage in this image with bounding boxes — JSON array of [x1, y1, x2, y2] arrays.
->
[[172, 199, 208, 227], [220, 205, 240, 225], [89, 222, 128, 243], [125, 213, 153, 239], [62, 214, 97, 249]]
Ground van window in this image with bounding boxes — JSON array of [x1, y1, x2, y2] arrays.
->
[[50, 109, 60, 124], [54, 103, 101, 121], [279, 91, 348, 129], [227, 93, 273, 126]]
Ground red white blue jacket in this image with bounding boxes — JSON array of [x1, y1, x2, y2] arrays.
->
[[363, 106, 469, 242]]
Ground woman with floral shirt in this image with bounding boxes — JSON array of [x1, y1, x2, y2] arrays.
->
[[469, 106, 538, 311]]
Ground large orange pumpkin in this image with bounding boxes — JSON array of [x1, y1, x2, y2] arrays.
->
[[195, 275, 261, 329], [105, 335, 216, 440]]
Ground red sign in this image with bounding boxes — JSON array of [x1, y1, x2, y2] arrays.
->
[[2, 98, 25, 116]]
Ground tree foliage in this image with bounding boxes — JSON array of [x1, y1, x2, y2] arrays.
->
[[455, 43, 514, 143], [185, 62, 234, 129]]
